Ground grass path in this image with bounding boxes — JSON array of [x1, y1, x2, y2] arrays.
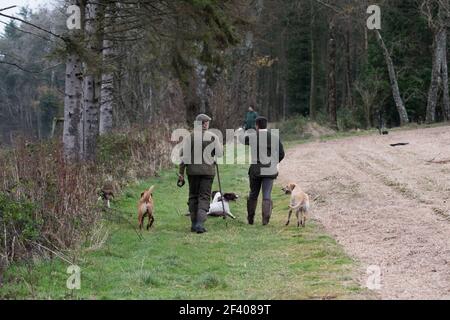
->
[[1, 162, 371, 299]]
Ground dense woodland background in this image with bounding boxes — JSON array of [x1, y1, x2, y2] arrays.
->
[[1, 0, 449, 147], [0, 0, 449, 263]]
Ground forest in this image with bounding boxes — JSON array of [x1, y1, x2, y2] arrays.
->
[[0, 0, 449, 300], [1, 0, 449, 150]]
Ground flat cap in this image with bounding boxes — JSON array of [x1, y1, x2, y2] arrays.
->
[[195, 114, 212, 122]]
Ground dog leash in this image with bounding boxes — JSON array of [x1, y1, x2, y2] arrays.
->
[[106, 207, 144, 241], [215, 162, 228, 226]]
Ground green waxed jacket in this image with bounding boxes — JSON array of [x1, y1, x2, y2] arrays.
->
[[179, 130, 223, 176], [244, 111, 259, 130]]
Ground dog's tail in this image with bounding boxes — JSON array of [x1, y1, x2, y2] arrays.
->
[[289, 202, 309, 211], [148, 185, 155, 194]]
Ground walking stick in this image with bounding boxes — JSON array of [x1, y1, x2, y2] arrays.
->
[[215, 162, 228, 225]]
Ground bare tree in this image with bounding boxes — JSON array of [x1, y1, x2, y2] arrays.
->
[[63, 0, 84, 161], [354, 74, 384, 128], [99, 2, 115, 135], [80, 1, 101, 161], [421, 0, 449, 122], [375, 30, 409, 125], [327, 19, 337, 129]]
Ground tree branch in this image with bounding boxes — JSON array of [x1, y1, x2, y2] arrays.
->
[[0, 60, 62, 74], [0, 20, 53, 42], [0, 6, 17, 12], [313, 0, 342, 14], [0, 12, 67, 42]]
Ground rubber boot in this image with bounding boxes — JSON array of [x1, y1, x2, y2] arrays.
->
[[190, 212, 197, 233], [247, 198, 258, 225], [195, 209, 208, 234], [189, 199, 198, 233], [262, 199, 272, 226]]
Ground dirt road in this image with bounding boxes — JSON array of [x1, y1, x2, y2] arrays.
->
[[278, 126, 450, 300]]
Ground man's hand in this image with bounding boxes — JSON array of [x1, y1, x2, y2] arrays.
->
[[177, 174, 185, 188]]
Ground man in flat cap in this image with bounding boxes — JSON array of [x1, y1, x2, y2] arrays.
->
[[178, 114, 223, 234]]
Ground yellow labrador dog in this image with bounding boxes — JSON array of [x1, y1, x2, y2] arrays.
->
[[282, 183, 310, 228]]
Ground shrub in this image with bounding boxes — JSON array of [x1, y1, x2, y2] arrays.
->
[[337, 108, 362, 131], [0, 124, 175, 265], [0, 193, 40, 261], [98, 124, 174, 183], [276, 116, 310, 140], [196, 273, 223, 289]]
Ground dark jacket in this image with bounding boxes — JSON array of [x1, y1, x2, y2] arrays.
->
[[243, 129, 285, 179], [179, 130, 223, 176], [244, 111, 259, 130]]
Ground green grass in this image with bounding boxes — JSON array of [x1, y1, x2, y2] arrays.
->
[[0, 161, 371, 300], [282, 118, 450, 148]]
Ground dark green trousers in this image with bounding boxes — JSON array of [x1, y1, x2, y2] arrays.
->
[[188, 175, 215, 224]]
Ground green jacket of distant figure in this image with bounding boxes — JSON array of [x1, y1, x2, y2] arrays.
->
[[244, 111, 259, 130]]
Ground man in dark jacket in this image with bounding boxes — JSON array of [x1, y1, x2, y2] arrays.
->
[[238, 116, 285, 225], [179, 114, 223, 234]]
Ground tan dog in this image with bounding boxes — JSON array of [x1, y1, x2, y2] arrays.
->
[[138, 186, 155, 231], [282, 183, 310, 228]]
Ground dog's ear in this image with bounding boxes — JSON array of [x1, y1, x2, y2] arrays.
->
[[140, 192, 145, 198], [231, 193, 239, 200], [224, 193, 238, 201], [289, 183, 296, 191]]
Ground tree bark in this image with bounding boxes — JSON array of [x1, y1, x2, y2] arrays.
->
[[440, 28, 449, 121], [309, 0, 317, 120], [345, 27, 353, 109], [327, 22, 337, 129], [99, 4, 114, 135], [375, 30, 409, 126], [63, 0, 83, 161], [63, 56, 83, 161], [426, 27, 446, 123], [81, 1, 100, 161]]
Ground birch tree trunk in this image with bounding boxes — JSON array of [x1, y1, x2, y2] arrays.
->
[[375, 30, 409, 126], [440, 28, 449, 121], [309, 0, 317, 120], [81, 1, 100, 161], [63, 0, 83, 161], [99, 4, 114, 135], [63, 54, 83, 161], [426, 27, 446, 123]]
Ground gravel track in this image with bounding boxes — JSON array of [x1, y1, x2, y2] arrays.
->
[[278, 126, 450, 299]]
